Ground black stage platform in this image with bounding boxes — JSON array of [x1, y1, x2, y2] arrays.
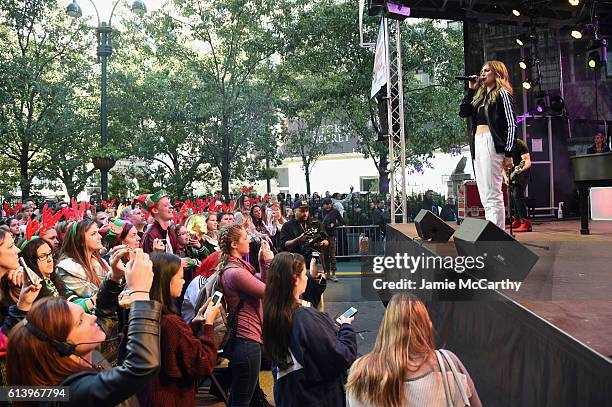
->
[[384, 220, 612, 407]]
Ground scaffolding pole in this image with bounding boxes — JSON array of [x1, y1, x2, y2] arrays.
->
[[384, 17, 407, 223]]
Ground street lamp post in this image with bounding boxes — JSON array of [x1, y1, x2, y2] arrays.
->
[[66, 0, 146, 201]]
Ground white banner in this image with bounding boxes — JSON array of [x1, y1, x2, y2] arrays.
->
[[370, 18, 387, 99]]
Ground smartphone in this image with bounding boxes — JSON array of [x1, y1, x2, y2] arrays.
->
[[20, 257, 42, 285], [336, 306, 358, 324], [210, 291, 223, 306]]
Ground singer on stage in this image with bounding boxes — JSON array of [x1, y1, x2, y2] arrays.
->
[[459, 61, 516, 229]]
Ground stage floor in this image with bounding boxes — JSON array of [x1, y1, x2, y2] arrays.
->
[[392, 219, 612, 359]]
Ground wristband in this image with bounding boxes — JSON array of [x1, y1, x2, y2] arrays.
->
[[118, 290, 150, 308]]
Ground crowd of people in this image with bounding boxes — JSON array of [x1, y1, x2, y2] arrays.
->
[[0, 188, 482, 406]]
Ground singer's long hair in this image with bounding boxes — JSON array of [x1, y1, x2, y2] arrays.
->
[[7, 297, 88, 386], [471, 60, 513, 108], [345, 293, 435, 407]]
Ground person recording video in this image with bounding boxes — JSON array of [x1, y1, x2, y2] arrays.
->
[[280, 200, 329, 308]]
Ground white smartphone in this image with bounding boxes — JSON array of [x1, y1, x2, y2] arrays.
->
[[336, 306, 358, 324], [210, 291, 223, 306], [19, 257, 42, 285]]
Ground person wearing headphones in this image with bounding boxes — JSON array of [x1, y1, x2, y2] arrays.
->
[[7, 249, 161, 407]]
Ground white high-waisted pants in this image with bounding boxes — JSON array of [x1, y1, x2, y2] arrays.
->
[[473, 132, 505, 229]]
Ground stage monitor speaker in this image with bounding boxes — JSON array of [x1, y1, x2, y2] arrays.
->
[[453, 217, 539, 282], [414, 209, 455, 242]]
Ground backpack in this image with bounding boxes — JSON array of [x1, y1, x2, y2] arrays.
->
[[193, 262, 244, 351]]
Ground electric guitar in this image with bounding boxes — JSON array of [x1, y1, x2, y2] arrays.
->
[[505, 160, 526, 186]]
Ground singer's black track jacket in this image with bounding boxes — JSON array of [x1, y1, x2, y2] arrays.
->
[[459, 87, 517, 159]]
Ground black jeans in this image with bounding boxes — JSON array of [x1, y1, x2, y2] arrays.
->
[[511, 181, 528, 219], [226, 337, 262, 407]]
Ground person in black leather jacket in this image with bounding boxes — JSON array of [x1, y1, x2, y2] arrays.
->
[[7, 249, 160, 407], [459, 60, 516, 229]]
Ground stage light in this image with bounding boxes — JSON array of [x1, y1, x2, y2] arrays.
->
[[512, 9, 521, 17], [516, 33, 531, 47], [384, 0, 411, 21], [522, 80, 532, 90], [568, 0, 580, 6], [535, 92, 550, 114], [550, 96, 565, 115], [519, 58, 532, 70], [586, 39, 608, 69], [571, 28, 582, 39]]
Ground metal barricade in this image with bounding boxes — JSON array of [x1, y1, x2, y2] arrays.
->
[[334, 225, 384, 259]]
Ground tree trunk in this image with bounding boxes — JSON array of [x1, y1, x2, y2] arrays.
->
[[64, 178, 76, 199], [221, 167, 230, 198], [304, 163, 311, 195], [20, 144, 30, 200], [265, 158, 271, 194]]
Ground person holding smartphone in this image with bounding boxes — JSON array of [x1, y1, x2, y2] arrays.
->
[[139, 251, 221, 407], [262, 252, 357, 407]]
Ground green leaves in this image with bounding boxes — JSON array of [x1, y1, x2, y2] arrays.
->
[[0, 0, 465, 200]]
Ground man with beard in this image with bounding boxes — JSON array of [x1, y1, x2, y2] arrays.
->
[[141, 190, 177, 254], [280, 199, 329, 307]]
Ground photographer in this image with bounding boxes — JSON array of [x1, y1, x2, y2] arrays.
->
[[279, 200, 328, 308]]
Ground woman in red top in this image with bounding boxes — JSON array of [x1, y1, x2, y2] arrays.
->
[[143, 251, 222, 407], [218, 223, 273, 406]]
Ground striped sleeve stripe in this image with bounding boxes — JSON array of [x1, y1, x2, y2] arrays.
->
[[500, 89, 516, 153]]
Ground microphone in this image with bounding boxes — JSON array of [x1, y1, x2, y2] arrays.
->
[[455, 75, 480, 81], [74, 332, 125, 346]]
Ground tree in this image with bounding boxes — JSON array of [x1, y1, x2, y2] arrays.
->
[[167, 0, 289, 197], [40, 92, 99, 197], [281, 1, 465, 194], [0, 0, 93, 199]]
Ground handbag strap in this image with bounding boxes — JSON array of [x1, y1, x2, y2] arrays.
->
[[440, 349, 471, 407], [435, 350, 453, 407]]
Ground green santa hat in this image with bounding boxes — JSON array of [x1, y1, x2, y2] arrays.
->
[[144, 189, 168, 209]]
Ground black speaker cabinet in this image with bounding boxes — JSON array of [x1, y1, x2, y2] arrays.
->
[[453, 217, 539, 282], [414, 209, 455, 242]]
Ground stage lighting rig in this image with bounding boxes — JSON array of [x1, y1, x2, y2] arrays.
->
[[586, 38, 608, 69], [535, 92, 550, 113], [515, 33, 535, 47], [550, 96, 566, 115], [568, 0, 580, 6], [519, 57, 533, 70], [367, 0, 411, 20], [571, 26, 583, 39]]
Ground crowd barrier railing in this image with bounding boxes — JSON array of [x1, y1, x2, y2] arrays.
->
[[334, 225, 384, 258]]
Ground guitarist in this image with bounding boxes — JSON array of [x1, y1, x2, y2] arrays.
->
[[503, 138, 532, 232]]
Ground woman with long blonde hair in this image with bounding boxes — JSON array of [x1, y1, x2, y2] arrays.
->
[[459, 60, 516, 229], [346, 293, 481, 407]]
